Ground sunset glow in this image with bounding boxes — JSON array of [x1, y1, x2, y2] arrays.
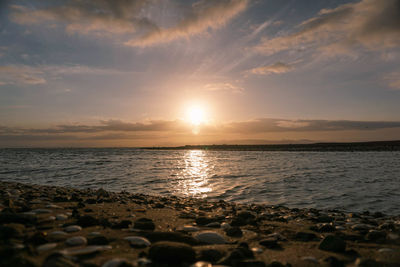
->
[[187, 106, 206, 126]]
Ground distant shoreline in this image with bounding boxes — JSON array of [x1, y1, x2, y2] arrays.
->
[[143, 140, 400, 152]]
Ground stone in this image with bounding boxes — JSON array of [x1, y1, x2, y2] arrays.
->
[[141, 231, 198, 245], [59, 245, 112, 256], [196, 216, 218, 226], [205, 222, 221, 228], [198, 248, 224, 263], [195, 231, 227, 244], [49, 231, 69, 240], [149, 241, 196, 264], [133, 218, 155, 231], [37, 243, 58, 252], [43, 253, 77, 267], [88, 235, 109, 245], [355, 258, 379, 267], [76, 215, 99, 227], [190, 261, 212, 267], [225, 226, 243, 237], [294, 231, 318, 241], [238, 260, 266, 267], [66, 236, 87, 246], [365, 230, 386, 242], [111, 220, 132, 229], [181, 225, 200, 232], [101, 258, 132, 267], [56, 214, 68, 221], [324, 256, 345, 267], [351, 224, 373, 231], [259, 238, 280, 249], [319, 235, 346, 252], [123, 236, 151, 248], [65, 225, 82, 233], [31, 209, 52, 214]]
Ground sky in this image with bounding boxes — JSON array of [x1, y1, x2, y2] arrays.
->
[[0, 0, 400, 147]]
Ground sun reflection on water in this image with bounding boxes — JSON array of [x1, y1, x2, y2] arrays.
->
[[175, 150, 212, 197]]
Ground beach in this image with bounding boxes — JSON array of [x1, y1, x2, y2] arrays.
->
[[0, 181, 399, 267]]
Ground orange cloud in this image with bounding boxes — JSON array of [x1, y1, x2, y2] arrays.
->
[[249, 62, 292, 75]]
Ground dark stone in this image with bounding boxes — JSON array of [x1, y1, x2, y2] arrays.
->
[[43, 253, 77, 267], [141, 231, 198, 245], [27, 231, 48, 245], [314, 215, 333, 223], [239, 260, 266, 267], [319, 235, 346, 252], [237, 211, 256, 220], [198, 249, 224, 263], [134, 218, 155, 231], [312, 224, 336, 233], [294, 232, 318, 241], [0, 225, 23, 240], [324, 256, 345, 267], [0, 213, 36, 225], [267, 261, 286, 267], [85, 199, 97, 204], [148, 241, 196, 264], [111, 220, 132, 229], [230, 216, 247, 226], [355, 258, 380, 267], [153, 203, 165, 208], [83, 208, 93, 213], [87, 235, 109, 245], [225, 226, 243, 237], [76, 215, 99, 227], [365, 230, 386, 242], [195, 216, 217, 226], [2, 256, 37, 267], [259, 238, 280, 249], [218, 249, 247, 266]]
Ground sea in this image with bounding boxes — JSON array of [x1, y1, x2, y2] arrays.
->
[[1, 148, 399, 214]]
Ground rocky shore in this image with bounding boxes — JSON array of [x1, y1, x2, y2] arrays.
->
[[0, 181, 399, 267]]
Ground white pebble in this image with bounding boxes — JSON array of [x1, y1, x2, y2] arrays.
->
[[56, 214, 68, 220]]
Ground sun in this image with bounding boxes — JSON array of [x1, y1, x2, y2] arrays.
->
[[186, 106, 206, 125]]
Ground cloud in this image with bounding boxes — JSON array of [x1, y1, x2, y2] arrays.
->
[[0, 65, 46, 85], [204, 82, 243, 93], [10, 1, 156, 35], [0, 64, 135, 86], [125, 0, 249, 47], [249, 62, 292, 75], [256, 0, 400, 55], [10, 0, 248, 46], [385, 71, 400, 90]]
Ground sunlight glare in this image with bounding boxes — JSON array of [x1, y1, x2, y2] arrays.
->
[[187, 106, 206, 125]]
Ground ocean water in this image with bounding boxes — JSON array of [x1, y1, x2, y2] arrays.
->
[[1, 148, 399, 214]]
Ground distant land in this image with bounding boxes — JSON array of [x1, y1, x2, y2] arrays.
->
[[143, 140, 400, 152]]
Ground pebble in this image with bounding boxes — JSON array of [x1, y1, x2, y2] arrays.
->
[[133, 217, 155, 231], [251, 247, 263, 254], [378, 248, 395, 253], [88, 231, 102, 236], [123, 236, 151, 248], [60, 245, 112, 256], [195, 231, 227, 244], [319, 235, 346, 252], [37, 243, 58, 252], [205, 222, 221, 228], [49, 231, 68, 239], [32, 208, 52, 214], [149, 241, 196, 264], [102, 258, 131, 267], [43, 253, 76, 267], [190, 262, 212, 267], [88, 235, 109, 245], [65, 225, 82, 232], [182, 225, 200, 232], [351, 223, 373, 231], [259, 238, 279, 249], [66, 236, 87, 246], [225, 226, 243, 237], [301, 256, 319, 264], [46, 204, 62, 209], [56, 214, 68, 220], [77, 215, 99, 227], [221, 222, 231, 230]]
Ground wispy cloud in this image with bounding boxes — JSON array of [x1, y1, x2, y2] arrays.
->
[[204, 82, 243, 93], [256, 0, 400, 56], [248, 62, 293, 75], [385, 71, 400, 90], [10, 0, 248, 47], [0, 65, 46, 85], [125, 0, 249, 47]]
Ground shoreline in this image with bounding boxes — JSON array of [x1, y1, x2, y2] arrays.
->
[[1, 181, 399, 266]]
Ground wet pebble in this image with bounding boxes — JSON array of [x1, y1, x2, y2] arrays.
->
[[88, 235, 109, 245], [66, 236, 87, 246], [102, 258, 132, 267], [123, 236, 151, 248], [149, 241, 196, 264], [65, 225, 82, 233], [60, 245, 112, 256], [133, 218, 155, 231], [76, 215, 99, 227], [319, 235, 346, 252], [195, 231, 227, 244], [31, 208, 52, 214], [190, 261, 212, 267], [181, 225, 200, 232], [37, 243, 58, 252], [56, 214, 68, 221], [225, 226, 243, 237]]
